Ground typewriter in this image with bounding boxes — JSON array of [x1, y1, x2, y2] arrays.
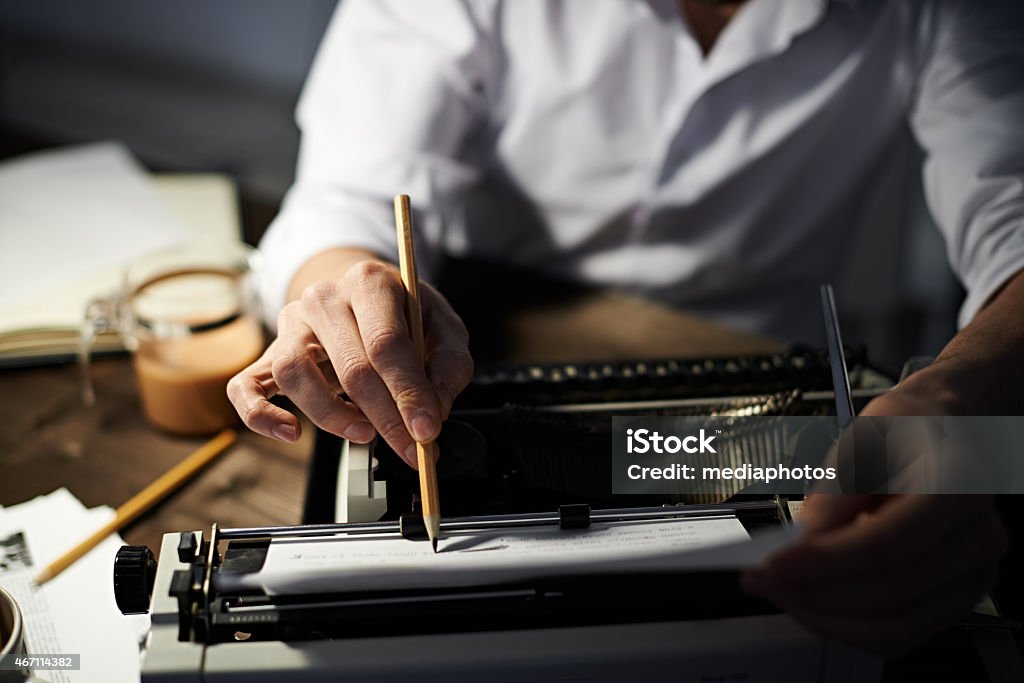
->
[[115, 348, 897, 682]]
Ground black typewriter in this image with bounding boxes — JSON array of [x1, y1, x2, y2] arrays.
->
[[118, 342, 1017, 682], [116, 347, 903, 682], [303, 346, 894, 523]]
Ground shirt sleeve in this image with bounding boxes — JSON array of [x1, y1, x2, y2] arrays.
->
[[909, 0, 1024, 327], [257, 0, 496, 322]]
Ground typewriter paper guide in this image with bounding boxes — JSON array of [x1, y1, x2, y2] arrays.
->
[[226, 517, 799, 595]]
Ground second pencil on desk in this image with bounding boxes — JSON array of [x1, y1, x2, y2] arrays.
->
[[393, 193, 442, 551]]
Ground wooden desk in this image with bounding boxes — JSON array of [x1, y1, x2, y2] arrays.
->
[[0, 356, 310, 553], [493, 290, 785, 364]]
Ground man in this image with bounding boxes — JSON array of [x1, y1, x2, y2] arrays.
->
[[227, 0, 1021, 656]]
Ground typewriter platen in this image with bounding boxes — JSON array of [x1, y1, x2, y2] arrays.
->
[[119, 348, 893, 682]]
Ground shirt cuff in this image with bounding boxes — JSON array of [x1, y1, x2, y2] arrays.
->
[[957, 224, 1024, 327]]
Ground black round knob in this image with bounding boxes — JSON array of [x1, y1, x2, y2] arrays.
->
[[113, 545, 156, 615]]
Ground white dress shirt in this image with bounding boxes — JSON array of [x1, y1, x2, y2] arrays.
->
[[259, 0, 1024, 343]]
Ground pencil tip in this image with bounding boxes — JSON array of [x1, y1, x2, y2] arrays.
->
[[432, 538, 438, 554]]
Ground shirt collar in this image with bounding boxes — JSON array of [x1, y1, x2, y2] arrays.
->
[[674, 0, 834, 87]]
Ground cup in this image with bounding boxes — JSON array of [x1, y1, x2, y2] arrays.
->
[[0, 587, 27, 682], [80, 244, 265, 436]]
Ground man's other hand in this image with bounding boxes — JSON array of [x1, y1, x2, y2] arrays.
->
[[742, 496, 1006, 656]]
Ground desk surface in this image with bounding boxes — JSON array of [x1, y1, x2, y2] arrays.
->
[[0, 168, 307, 552], [0, 356, 311, 552]]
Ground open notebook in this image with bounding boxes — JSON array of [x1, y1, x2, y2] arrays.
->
[[0, 142, 242, 367]]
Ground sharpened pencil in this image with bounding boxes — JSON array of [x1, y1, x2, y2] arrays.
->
[[394, 194, 441, 551]]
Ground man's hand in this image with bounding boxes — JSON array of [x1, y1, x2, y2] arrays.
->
[[227, 258, 474, 468], [742, 493, 1006, 657], [741, 384, 1008, 657]]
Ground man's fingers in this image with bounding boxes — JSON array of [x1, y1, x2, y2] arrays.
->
[[426, 347, 474, 418], [270, 340, 374, 443], [753, 513, 1003, 616], [780, 566, 995, 658], [300, 283, 418, 467], [766, 495, 950, 582], [423, 284, 473, 418], [266, 305, 372, 440], [327, 262, 440, 444], [239, 267, 470, 472], [230, 303, 376, 445], [347, 264, 443, 442], [227, 347, 301, 442], [749, 495, 1004, 615]]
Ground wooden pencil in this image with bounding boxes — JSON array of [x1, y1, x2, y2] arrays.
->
[[393, 194, 441, 552], [34, 428, 237, 585]]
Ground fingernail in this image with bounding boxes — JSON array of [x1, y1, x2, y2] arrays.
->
[[271, 423, 297, 442], [410, 412, 437, 442], [343, 421, 375, 443], [403, 443, 420, 468]]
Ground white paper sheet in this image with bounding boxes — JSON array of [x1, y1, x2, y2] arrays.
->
[[228, 516, 800, 595], [0, 142, 187, 311], [0, 489, 147, 683]]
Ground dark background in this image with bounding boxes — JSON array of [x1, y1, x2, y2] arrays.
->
[[0, 0, 337, 243]]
